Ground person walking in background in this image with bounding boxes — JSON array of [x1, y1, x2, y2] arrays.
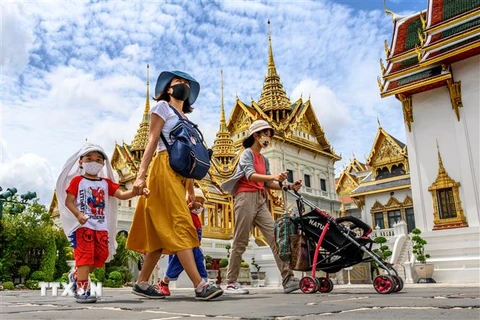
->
[[56, 143, 149, 303], [126, 70, 223, 301], [158, 187, 209, 296], [221, 120, 302, 294]]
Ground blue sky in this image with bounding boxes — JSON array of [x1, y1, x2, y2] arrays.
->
[[1, 0, 420, 204]]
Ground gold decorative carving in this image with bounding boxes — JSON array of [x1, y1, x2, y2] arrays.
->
[[428, 144, 467, 230], [419, 12, 426, 30], [397, 94, 413, 132], [446, 79, 463, 121], [414, 44, 423, 62], [371, 201, 384, 212], [417, 28, 425, 46], [377, 76, 384, 92], [380, 58, 386, 75], [384, 39, 391, 58], [383, 0, 396, 23]]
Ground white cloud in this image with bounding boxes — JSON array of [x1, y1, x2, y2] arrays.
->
[[1, 3, 34, 75], [0, 153, 57, 204], [1, 0, 413, 204]]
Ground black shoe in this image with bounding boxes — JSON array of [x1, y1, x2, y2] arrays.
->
[[195, 283, 223, 301], [132, 283, 165, 299], [75, 292, 97, 303]]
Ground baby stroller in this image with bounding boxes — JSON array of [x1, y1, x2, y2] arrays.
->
[[277, 190, 404, 294]]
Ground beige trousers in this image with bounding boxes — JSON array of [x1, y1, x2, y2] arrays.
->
[[226, 191, 293, 285]]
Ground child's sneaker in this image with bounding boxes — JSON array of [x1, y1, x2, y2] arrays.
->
[[75, 291, 97, 303], [68, 271, 77, 295], [195, 283, 223, 301], [132, 282, 165, 299], [158, 281, 171, 296], [225, 283, 249, 294]]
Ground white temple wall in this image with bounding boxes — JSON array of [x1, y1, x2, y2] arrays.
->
[[409, 55, 479, 230]]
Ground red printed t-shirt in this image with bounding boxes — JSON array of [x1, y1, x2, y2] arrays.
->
[[235, 151, 266, 195], [66, 176, 120, 231]]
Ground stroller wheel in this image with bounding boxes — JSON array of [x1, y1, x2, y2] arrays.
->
[[373, 275, 395, 294], [392, 275, 404, 293], [316, 277, 334, 293], [300, 276, 318, 294]]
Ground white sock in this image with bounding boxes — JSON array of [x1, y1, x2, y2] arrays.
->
[[195, 280, 207, 293]]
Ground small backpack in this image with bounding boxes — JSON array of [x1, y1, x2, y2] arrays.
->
[[274, 213, 298, 263], [160, 105, 212, 180]]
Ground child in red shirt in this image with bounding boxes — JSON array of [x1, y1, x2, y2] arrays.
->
[[60, 144, 148, 303]]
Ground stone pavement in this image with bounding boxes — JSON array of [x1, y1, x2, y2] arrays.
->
[[1, 283, 479, 319]]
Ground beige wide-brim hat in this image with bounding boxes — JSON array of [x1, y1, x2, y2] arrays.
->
[[246, 120, 274, 138], [194, 188, 206, 201]]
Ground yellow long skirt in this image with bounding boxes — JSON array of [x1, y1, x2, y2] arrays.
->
[[126, 151, 199, 254]]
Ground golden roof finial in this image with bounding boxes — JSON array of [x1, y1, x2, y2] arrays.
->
[[212, 69, 236, 165], [267, 19, 275, 73], [219, 69, 227, 132], [383, 0, 396, 23]]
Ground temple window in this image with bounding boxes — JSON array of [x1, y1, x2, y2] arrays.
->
[[304, 174, 311, 187], [320, 178, 327, 191], [436, 188, 457, 219]]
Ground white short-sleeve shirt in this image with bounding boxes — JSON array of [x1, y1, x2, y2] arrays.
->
[[150, 100, 182, 152]]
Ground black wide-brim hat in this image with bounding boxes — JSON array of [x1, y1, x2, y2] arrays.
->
[[154, 70, 200, 105]]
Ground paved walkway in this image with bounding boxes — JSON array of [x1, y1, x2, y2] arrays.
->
[[1, 283, 479, 319]]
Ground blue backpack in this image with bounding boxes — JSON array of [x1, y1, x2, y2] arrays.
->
[[160, 105, 212, 180]]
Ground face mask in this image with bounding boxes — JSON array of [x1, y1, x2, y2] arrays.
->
[[83, 162, 104, 175], [170, 83, 190, 101], [259, 136, 271, 148], [192, 207, 204, 215]]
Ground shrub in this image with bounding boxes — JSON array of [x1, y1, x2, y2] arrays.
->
[[411, 228, 431, 264], [108, 271, 123, 281], [18, 266, 31, 279], [90, 277, 99, 284], [373, 236, 392, 261], [251, 258, 261, 272], [39, 235, 56, 281], [205, 255, 213, 269], [103, 279, 122, 288], [219, 258, 229, 268], [25, 280, 39, 290], [30, 271, 47, 281], [240, 261, 249, 268], [93, 266, 106, 282], [3, 281, 15, 290]]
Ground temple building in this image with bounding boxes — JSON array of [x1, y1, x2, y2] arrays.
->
[[377, 0, 480, 282]]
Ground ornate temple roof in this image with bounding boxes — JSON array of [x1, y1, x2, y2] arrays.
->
[[211, 70, 238, 175], [257, 20, 291, 115], [378, 0, 480, 98], [131, 64, 151, 152]]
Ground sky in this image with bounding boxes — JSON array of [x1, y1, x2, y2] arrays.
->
[[1, 0, 422, 205]]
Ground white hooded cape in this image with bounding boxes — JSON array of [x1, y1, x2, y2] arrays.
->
[[56, 143, 119, 263]]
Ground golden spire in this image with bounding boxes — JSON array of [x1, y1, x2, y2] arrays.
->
[[212, 69, 236, 168], [131, 64, 151, 157], [436, 141, 446, 175], [258, 20, 291, 120]]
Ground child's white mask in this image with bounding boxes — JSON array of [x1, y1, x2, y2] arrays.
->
[[192, 207, 204, 215], [83, 162, 104, 175]]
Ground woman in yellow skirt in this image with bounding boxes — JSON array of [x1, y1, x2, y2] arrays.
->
[[127, 70, 223, 301]]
